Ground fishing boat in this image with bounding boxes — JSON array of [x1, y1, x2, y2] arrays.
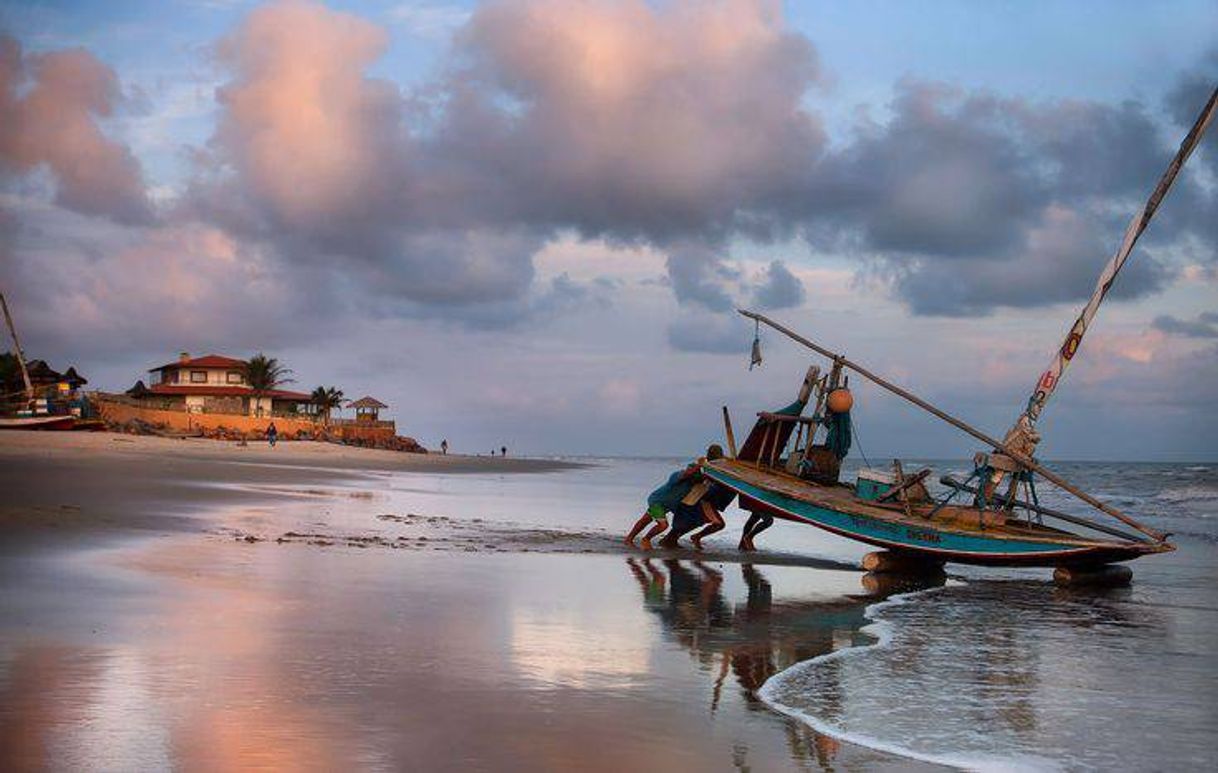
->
[[1, 289, 97, 431], [700, 86, 1217, 582], [0, 415, 78, 431]]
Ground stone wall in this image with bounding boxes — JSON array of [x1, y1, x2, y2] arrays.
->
[[97, 398, 318, 437], [335, 424, 396, 443]]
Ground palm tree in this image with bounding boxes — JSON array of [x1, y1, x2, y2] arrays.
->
[[243, 353, 294, 417], [310, 385, 344, 423]]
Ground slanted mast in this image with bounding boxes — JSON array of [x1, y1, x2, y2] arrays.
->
[[1004, 86, 1218, 460]]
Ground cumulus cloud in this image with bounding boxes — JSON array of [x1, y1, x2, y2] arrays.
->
[[5, 0, 1216, 373], [208, 0, 408, 242], [798, 79, 1213, 315], [0, 34, 152, 224], [436, 0, 824, 240], [0, 209, 315, 360]]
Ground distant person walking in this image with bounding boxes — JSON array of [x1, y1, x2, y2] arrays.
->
[[501, 446, 507, 457], [441, 439, 448, 455], [266, 422, 278, 448]]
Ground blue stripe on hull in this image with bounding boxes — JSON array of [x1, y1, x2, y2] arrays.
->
[[705, 467, 1093, 561]]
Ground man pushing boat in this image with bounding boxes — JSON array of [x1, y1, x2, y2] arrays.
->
[[625, 444, 729, 550]]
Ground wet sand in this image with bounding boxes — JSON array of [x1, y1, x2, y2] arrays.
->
[[0, 432, 939, 770], [0, 432, 582, 542]]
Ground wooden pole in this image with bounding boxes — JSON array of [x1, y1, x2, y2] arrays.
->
[[0, 290, 33, 405], [739, 309, 1166, 543], [721, 405, 737, 458], [939, 476, 1142, 543]]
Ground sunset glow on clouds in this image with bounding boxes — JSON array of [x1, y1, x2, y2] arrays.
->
[[0, 0, 1215, 458]]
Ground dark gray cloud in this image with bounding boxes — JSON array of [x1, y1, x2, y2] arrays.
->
[[1152, 312, 1218, 338], [888, 205, 1174, 316], [797, 79, 1214, 315], [664, 243, 739, 313], [663, 244, 806, 351], [753, 260, 805, 310]]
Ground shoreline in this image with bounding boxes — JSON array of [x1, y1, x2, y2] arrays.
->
[[0, 430, 588, 473], [0, 431, 584, 549]]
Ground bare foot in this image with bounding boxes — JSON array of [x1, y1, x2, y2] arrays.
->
[[691, 537, 704, 552], [640, 538, 653, 550], [624, 536, 635, 546]]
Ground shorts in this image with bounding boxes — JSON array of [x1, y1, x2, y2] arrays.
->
[[646, 503, 668, 521]]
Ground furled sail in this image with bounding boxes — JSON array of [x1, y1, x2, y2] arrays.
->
[[1005, 85, 1218, 459]]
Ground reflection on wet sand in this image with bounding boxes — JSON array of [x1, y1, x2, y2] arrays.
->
[[2, 532, 945, 771], [626, 558, 946, 769]]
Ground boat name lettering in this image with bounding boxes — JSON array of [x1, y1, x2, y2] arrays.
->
[[905, 528, 942, 544]]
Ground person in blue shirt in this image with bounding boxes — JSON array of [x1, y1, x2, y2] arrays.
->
[[625, 445, 724, 549]]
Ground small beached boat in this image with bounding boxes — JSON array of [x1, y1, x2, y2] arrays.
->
[[0, 415, 78, 431], [699, 86, 1216, 581]]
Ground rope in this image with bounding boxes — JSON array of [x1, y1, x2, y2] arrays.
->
[[850, 415, 872, 469]]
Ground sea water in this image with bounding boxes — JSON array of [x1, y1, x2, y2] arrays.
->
[[360, 457, 1218, 770], [755, 461, 1218, 771]]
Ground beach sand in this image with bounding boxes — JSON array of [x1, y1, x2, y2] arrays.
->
[[0, 431, 937, 771]]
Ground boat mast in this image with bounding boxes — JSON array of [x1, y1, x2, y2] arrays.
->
[[1004, 86, 1218, 460], [738, 309, 1166, 542], [0, 289, 34, 407]]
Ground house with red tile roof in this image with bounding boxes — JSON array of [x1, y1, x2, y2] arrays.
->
[[128, 352, 311, 417]]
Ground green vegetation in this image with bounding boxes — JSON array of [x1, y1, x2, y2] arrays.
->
[[310, 386, 345, 422], [243, 354, 294, 398]]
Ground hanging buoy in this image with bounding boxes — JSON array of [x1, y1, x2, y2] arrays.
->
[[827, 388, 853, 413], [749, 319, 763, 370]]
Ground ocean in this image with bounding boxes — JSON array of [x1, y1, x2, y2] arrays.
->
[[2, 449, 1214, 770], [362, 456, 1218, 770]]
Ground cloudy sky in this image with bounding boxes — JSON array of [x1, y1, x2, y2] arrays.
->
[[1, 0, 1215, 459]]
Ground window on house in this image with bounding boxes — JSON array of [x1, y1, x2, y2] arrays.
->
[[226, 371, 243, 384], [190, 370, 208, 383]]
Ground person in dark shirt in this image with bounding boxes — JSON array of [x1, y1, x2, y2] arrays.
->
[[660, 462, 736, 550], [625, 459, 700, 549]]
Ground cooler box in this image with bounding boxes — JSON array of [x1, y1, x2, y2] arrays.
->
[[856, 469, 896, 501]]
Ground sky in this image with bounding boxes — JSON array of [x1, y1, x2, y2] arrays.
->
[[0, 0, 1215, 460]]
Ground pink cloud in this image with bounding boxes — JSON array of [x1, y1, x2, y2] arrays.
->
[[0, 35, 151, 224], [213, 0, 407, 229], [449, 0, 824, 234]]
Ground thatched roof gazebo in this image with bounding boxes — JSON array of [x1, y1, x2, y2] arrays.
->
[[347, 395, 388, 423]]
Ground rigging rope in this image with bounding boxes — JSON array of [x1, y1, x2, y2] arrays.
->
[[849, 412, 871, 469]]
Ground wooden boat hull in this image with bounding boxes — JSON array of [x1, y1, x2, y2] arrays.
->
[[704, 461, 1169, 568], [0, 415, 78, 431]]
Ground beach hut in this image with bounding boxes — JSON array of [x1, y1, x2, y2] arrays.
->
[[347, 396, 389, 425]]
